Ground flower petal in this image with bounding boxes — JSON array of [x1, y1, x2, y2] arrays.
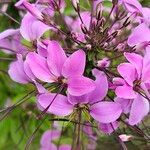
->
[[124, 52, 143, 79], [26, 52, 55, 82], [115, 84, 136, 99], [90, 102, 122, 123], [67, 76, 95, 96], [68, 94, 89, 105], [114, 97, 132, 113], [47, 41, 67, 77], [38, 93, 73, 116], [20, 13, 50, 41], [62, 50, 86, 78], [0, 28, 19, 40], [88, 69, 108, 103], [127, 23, 150, 47], [40, 130, 61, 147], [98, 121, 119, 134], [129, 94, 149, 125], [121, 0, 143, 13], [8, 55, 30, 84], [142, 51, 150, 83], [118, 63, 137, 86]]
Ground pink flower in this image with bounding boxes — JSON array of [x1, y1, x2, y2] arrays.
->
[[26, 41, 95, 96], [115, 52, 150, 125], [37, 69, 122, 123]]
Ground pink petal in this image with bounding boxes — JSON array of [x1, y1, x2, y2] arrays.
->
[[0, 28, 19, 40], [67, 76, 95, 96], [88, 69, 108, 103], [115, 84, 136, 99], [24, 61, 35, 80], [62, 50, 86, 78], [16, 1, 43, 20], [114, 97, 132, 113], [20, 13, 50, 41], [124, 52, 143, 79], [68, 94, 89, 105], [99, 121, 119, 134], [38, 93, 73, 116], [142, 51, 150, 83], [40, 130, 61, 147], [47, 41, 67, 77], [142, 7, 150, 26], [26, 52, 55, 82], [8, 55, 30, 84], [129, 94, 149, 125], [90, 102, 122, 123], [34, 81, 48, 94], [127, 23, 150, 47], [118, 63, 137, 86], [121, 0, 143, 13]]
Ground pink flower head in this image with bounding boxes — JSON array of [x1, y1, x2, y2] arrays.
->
[[115, 52, 150, 125], [37, 69, 122, 123], [26, 41, 95, 96]]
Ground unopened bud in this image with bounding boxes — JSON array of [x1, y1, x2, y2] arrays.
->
[[97, 57, 110, 68], [15, 0, 43, 20], [72, 0, 79, 9], [85, 44, 92, 50], [81, 24, 88, 34], [119, 134, 133, 142]]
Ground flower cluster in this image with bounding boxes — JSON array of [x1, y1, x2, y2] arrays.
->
[[0, 0, 150, 149]]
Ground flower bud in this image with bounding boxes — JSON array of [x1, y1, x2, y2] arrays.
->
[[15, 0, 43, 20], [72, 0, 79, 9], [119, 134, 133, 142], [81, 24, 88, 34], [97, 57, 110, 68]]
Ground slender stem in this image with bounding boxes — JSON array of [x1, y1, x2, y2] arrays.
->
[[49, 118, 97, 128], [110, 123, 128, 150], [0, 10, 20, 25], [76, 109, 82, 150], [24, 116, 47, 150]]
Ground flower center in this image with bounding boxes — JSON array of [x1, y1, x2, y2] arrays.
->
[[133, 79, 141, 91]]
